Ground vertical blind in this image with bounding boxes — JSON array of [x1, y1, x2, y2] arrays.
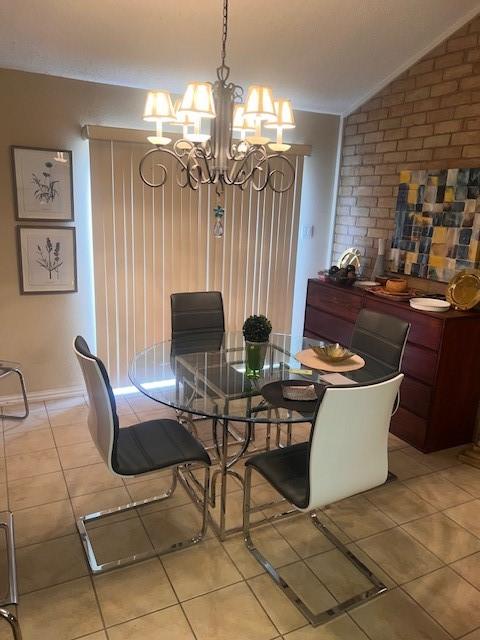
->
[[89, 133, 305, 386]]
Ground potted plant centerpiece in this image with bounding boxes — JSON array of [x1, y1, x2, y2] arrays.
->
[[242, 314, 272, 379]]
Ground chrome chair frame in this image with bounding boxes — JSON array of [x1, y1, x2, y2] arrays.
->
[[0, 365, 29, 420], [243, 466, 386, 627], [0, 512, 22, 639], [77, 465, 210, 574]]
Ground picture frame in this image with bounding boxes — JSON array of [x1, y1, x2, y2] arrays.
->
[[11, 146, 74, 221], [17, 225, 78, 294]]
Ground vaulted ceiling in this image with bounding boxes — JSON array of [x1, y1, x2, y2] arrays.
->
[[1, 0, 479, 114]]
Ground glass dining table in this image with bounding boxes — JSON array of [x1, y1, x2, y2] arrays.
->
[[129, 331, 390, 538]]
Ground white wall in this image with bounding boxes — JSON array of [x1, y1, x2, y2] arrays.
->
[[288, 112, 341, 335]]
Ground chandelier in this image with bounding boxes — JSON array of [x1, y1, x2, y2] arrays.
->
[[139, 0, 296, 217]]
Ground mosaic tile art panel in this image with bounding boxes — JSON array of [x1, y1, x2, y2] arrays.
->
[[391, 168, 480, 282]]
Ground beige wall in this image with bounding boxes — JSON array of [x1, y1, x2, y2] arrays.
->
[[0, 68, 340, 395]]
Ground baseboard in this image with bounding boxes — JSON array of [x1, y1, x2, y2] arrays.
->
[[0, 384, 85, 406]]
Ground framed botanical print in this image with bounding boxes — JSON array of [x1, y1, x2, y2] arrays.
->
[[17, 226, 77, 294], [12, 146, 74, 221]]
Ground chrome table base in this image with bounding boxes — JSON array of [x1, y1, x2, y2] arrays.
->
[[77, 465, 210, 574], [242, 466, 387, 627], [0, 367, 29, 420]]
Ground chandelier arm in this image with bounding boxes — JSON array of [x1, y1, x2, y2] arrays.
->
[[139, 147, 190, 188], [226, 145, 268, 186], [257, 153, 296, 193]]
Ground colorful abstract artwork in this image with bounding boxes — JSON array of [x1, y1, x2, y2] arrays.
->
[[391, 168, 480, 282]]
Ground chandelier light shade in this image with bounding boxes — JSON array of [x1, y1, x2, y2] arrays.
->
[[243, 85, 276, 120], [143, 91, 176, 146], [178, 82, 216, 119], [265, 99, 296, 151], [138, 0, 296, 197]]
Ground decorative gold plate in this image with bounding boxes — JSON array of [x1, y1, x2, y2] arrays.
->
[[447, 269, 480, 310], [311, 344, 354, 363]]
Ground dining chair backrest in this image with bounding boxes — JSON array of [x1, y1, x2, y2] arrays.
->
[[73, 336, 118, 473], [171, 291, 225, 339], [350, 309, 410, 371], [306, 373, 403, 511]]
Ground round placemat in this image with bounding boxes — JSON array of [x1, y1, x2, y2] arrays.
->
[[295, 348, 365, 372]]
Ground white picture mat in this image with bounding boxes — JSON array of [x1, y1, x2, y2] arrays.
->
[[14, 148, 73, 220], [19, 227, 76, 292]]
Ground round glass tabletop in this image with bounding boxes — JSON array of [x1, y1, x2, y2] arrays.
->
[[129, 331, 387, 424]]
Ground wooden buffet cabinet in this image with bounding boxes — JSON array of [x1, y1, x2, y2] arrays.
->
[[304, 278, 480, 452]]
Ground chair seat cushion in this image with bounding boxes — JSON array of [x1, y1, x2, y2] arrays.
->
[[113, 419, 210, 476], [246, 442, 310, 509]]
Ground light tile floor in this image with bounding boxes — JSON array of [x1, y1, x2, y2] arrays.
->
[[1, 394, 480, 640]]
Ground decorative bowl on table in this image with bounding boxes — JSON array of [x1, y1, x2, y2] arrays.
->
[[385, 278, 408, 293], [311, 343, 354, 363], [326, 265, 356, 287]]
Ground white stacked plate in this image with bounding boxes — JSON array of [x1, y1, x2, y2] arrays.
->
[[409, 298, 451, 313], [354, 281, 378, 288]]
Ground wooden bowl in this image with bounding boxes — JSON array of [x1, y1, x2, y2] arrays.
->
[[386, 278, 408, 293]]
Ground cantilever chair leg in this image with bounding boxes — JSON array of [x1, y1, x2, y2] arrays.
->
[[0, 610, 21, 640], [78, 465, 210, 574], [2, 369, 29, 420], [242, 466, 387, 627]]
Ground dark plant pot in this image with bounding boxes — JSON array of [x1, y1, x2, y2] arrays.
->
[[245, 340, 268, 379]]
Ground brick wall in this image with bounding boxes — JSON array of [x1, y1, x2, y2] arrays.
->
[[333, 14, 480, 284]]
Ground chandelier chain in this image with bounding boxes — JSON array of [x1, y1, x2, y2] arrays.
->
[[221, 0, 228, 69]]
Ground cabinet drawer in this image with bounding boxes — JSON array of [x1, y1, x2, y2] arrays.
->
[[307, 281, 362, 322], [402, 344, 438, 385], [365, 297, 443, 351], [304, 306, 354, 346], [400, 375, 431, 419]]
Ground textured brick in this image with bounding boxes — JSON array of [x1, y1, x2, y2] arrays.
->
[[344, 134, 364, 145], [467, 49, 480, 62], [357, 121, 379, 134], [361, 97, 383, 112], [435, 52, 464, 69], [406, 149, 433, 162], [408, 59, 435, 76], [408, 124, 434, 138], [383, 127, 408, 141], [412, 97, 441, 113], [405, 87, 430, 103], [466, 117, 480, 129], [452, 130, 480, 145], [433, 146, 462, 159], [430, 80, 459, 96], [440, 91, 472, 107], [375, 141, 397, 153], [433, 120, 462, 134], [462, 144, 480, 157], [356, 166, 375, 175], [355, 186, 374, 196], [444, 64, 473, 79], [344, 124, 357, 136], [426, 107, 456, 123], [423, 134, 451, 148], [356, 143, 376, 154], [381, 93, 404, 108], [383, 151, 407, 163], [415, 71, 443, 87], [372, 186, 394, 196], [455, 103, 480, 118], [460, 75, 480, 90], [379, 118, 402, 130], [341, 176, 360, 186], [397, 138, 423, 151], [363, 131, 384, 143], [357, 196, 378, 207], [401, 112, 427, 127], [447, 34, 477, 52], [389, 103, 414, 117], [359, 175, 381, 186], [346, 112, 367, 125], [367, 108, 389, 121]]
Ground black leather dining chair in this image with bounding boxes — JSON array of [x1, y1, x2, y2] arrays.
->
[[243, 372, 404, 627], [349, 308, 410, 381], [171, 291, 225, 338], [73, 336, 211, 574]]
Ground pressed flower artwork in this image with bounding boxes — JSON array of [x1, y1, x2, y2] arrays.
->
[[17, 226, 77, 294], [12, 147, 73, 221]]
